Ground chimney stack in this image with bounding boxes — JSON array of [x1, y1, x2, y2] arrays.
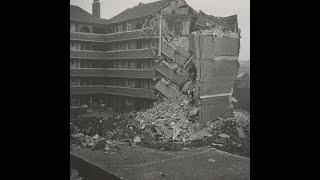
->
[[92, 0, 100, 18]]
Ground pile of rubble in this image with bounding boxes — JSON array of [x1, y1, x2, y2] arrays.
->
[[70, 25, 246, 155], [70, 102, 250, 156], [70, 169, 83, 180], [70, 108, 140, 139], [70, 132, 130, 153], [135, 97, 202, 143], [134, 98, 249, 146]]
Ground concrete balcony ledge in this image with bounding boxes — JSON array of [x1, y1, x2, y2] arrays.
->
[[70, 85, 156, 99], [70, 68, 154, 78], [70, 28, 157, 42], [70, 49, 156, 59]]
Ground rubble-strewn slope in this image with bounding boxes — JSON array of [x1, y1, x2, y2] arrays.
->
[[71, 98, 250, 157]]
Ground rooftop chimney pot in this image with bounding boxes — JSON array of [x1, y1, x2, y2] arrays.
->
[[92, 0, 100, 18]]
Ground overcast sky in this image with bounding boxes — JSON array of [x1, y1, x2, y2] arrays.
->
[[70, 0, 250, 60]]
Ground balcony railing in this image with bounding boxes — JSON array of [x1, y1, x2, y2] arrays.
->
[[70, 85, 156, 99], [70, 28, 157, 42], [70, 68, 154, 79], [70, 49, 156, 59]]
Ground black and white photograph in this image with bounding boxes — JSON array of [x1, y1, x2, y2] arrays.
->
[[69, 0, 250, 179]]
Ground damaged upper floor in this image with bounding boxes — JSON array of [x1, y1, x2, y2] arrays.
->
[[70, 0, 240, 37]]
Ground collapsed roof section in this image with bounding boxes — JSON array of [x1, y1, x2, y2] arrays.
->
[[70, 0, 239, 31], [195, 11, 239, 32], [108, 0, 172, 24]]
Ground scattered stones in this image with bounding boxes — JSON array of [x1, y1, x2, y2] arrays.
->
[[189, 107, 199, 117], [92, 134, 99, 140], [236, 127, 246, 139], [91, 138, 106, 151], [214, 137, 227, 145], [211, 142, 223, 147], [71, 103, 250, 157], [133, 136, 142, 143], [218, 133, 230, 138], [182, 99, 190, 105], [71, 133, 84, 139], [104, 145, 110, 153]]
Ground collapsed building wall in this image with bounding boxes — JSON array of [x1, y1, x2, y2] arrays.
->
[[153, 11, 240, 126], [190, 30, 240, 126]]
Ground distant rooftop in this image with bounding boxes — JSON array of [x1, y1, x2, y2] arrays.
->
[[70, 5, 109, 24], [108, 0, 172, 24]]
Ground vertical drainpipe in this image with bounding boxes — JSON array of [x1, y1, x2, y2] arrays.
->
[[198, 31, 204, 127], [158, 14, 162, 57]]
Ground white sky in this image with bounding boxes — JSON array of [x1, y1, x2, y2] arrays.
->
[[70, 0, 250, 60]]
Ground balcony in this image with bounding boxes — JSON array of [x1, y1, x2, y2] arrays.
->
[[70, 49, 156, 59], [70, 85, 156, 99], [70, 68, 154, 79], [70, 28, 157, 42]]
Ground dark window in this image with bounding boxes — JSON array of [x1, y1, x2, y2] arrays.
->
[[136, 59, 142, 69], [118, 25, 122, 32], [80, 26, 90, 33], [135, 23, 142, 30], [106, 28, 112, 34], [175, 21, 181, 35], [136, 40, 142, 49]]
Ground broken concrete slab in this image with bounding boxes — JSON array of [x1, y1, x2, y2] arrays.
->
[[211, 142, 224, 147], [154, 78, 181, 99], [218, 133, 230, 138], [181, 99, 190, 106], [161, 40, 189, 66], [181, 80, 193, 92], [161, 41, 176, 59], [236, 127, 246, 139], [133, 136, 142, 143], [156, 60, 187, 86], [174, 51, 189, 66], [189, 107, 199, 116], [214, 137, 228, 144]]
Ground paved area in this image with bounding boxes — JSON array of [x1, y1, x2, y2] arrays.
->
[[70, 143, 250, 180]]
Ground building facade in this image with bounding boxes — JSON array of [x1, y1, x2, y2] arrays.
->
[[70, 0, 240, 113]]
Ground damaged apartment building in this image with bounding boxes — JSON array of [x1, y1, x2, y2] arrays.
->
[[70, 0, 240, 125]]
